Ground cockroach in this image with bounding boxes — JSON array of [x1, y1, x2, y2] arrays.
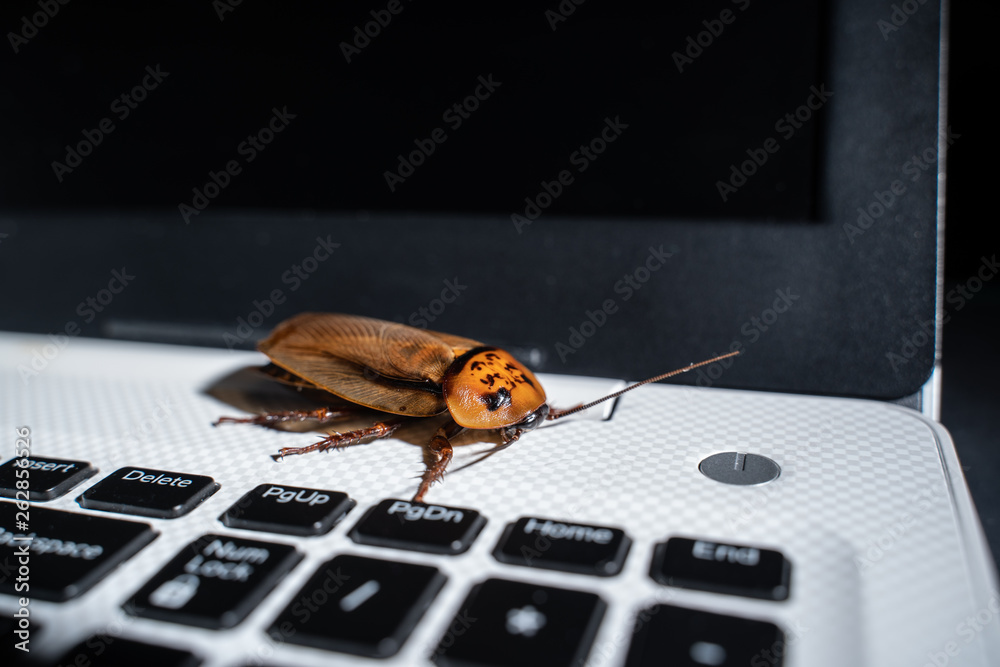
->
[[214, 313, 738, 503]]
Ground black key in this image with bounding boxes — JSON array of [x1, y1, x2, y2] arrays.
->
[[268, 554, 446, 658], [78, 466, 219, 519], [493, 516, 631, 576], [220, 483, 355, 536], [432, 578, 606, 667], [0, 501, 156, 601], [0, 456, 97, 501], [349, 499, 486, 555], [124, 534, 301, 629], [56, 636, 202, 667], [651, 537, 791, 601], [624, 604, 786, 666]]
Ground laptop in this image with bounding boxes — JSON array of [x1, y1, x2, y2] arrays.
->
[[2, 1, 997, 665]]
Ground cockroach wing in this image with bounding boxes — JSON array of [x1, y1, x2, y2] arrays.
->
[[422, 328, 484, 352], [258, 313, 482, 417]]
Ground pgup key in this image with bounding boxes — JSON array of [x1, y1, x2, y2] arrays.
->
[[220, 484, 355, 536], [261, 485, 330, 505]]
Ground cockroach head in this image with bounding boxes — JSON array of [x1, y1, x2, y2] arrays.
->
[[502, 403, 550, 440]]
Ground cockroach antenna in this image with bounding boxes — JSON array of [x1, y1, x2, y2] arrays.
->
[[546, 350, 741, 421]]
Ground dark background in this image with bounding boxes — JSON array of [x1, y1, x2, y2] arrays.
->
[[940, 1, 1000, 570]]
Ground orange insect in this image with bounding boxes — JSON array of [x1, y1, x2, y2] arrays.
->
[[215, 313, 737, 502]]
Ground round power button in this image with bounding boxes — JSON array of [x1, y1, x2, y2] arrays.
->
[[698, 452, 781, 486]]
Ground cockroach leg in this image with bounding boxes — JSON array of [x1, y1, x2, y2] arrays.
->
[[412, 420, 464, 503], [213, 406, 362, 429], [501, 428, 523, 446], [273, 418, 405, 461]]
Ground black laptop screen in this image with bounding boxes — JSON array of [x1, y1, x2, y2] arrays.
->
[[0, 0, 943, 401], [3, 3, 823, 221]]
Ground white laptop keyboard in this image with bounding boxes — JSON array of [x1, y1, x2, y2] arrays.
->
[[1, 333, 998, 666]]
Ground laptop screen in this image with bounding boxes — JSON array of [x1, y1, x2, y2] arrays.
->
[[0, 0, 943, 401]]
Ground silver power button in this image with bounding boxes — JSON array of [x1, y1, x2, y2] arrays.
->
[[698, 452, 781, 485]]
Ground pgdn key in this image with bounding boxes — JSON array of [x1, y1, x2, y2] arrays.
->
[[349, 499, 486, 555]]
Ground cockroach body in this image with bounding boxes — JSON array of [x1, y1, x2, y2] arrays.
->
[[215, 313, 737, 502]]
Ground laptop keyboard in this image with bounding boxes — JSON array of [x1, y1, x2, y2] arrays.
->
[[2, 337, 996, 666], [1, 457, 792, 665]]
